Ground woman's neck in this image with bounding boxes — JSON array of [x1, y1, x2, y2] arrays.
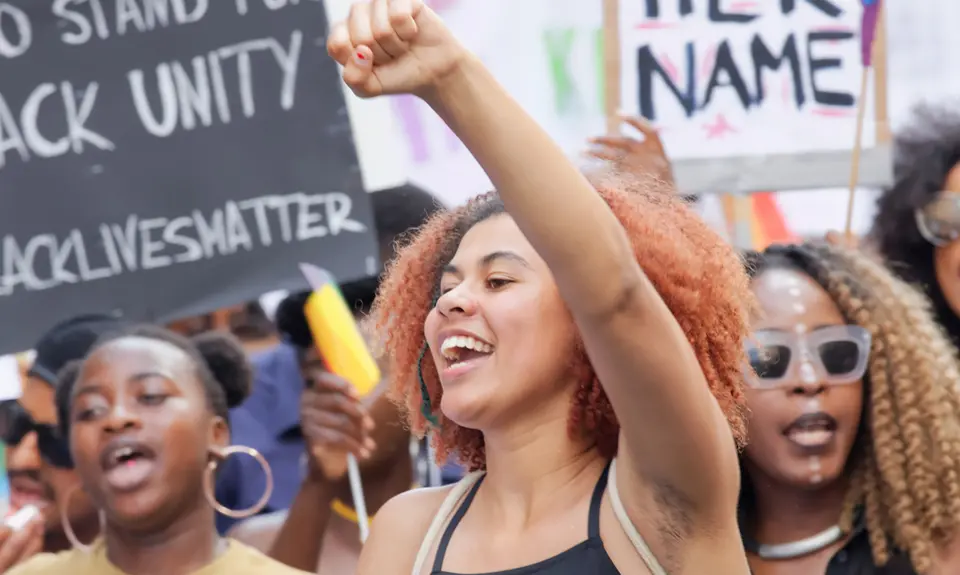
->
[[480, 411, 604, 530], [747, 467, 849, 545], [103, 500, 224, 575]]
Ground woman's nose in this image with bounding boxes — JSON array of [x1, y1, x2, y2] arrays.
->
[[789, 363, 827, 397], [436, 286, 479, 317], [103, 403, 140, 433]]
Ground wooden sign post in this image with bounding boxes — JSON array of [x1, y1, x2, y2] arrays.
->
[[602, 0, 621, 136]]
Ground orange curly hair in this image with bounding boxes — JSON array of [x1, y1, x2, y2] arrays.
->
[[371, 173, 753, 471]]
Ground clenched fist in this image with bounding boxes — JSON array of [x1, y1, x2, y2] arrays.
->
[[326, 0, 467, 98]]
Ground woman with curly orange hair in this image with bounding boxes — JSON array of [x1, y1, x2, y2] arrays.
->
[[327, 2, 752, 574], [740, 242, 960, 575]]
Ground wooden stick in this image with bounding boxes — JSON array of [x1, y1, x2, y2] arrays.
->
[[602, 0, 621, 136], [843, 66, 870, 238], [843, 2, 886, 239]]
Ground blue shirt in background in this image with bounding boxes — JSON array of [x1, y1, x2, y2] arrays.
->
[[215, 343, 305, 534]]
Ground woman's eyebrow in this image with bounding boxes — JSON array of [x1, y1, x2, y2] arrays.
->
[[443, 250, 531, 275]]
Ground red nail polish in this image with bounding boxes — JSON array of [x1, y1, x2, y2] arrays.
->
[[356, 51, 366, 60]]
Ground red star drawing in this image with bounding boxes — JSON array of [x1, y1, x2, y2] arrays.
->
[[702, 114, 737, 139]]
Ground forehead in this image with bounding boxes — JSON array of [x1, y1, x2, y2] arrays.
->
[[81, 337, 191, 383], [450, 215, 540, 266], [751, 268, 845, 330]]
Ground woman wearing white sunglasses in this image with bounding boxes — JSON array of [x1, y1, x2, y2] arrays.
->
[[739, 242, 960, 575]]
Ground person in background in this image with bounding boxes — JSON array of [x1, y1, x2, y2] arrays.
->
[[168, 303, 279, 355], [871, 102, 960, 345], [215, 183, 444, 534], [228, 293, 415, 574], [741, 242, 960, 574], [0, 314, 125, 572], [8, 327, 310, 575]]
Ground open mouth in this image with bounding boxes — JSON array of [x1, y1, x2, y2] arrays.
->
[[99, 439, 157, 493], [440, 335, 494, 372], [784, 412, 838, 448]]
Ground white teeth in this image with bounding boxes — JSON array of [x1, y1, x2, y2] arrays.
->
[[440, 335, 494, 360], [113, 447, 135, 461]]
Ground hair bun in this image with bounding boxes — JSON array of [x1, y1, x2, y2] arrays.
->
[[191, 331, 252, 409]]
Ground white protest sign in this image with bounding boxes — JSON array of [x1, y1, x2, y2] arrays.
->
[[619, 0, 890, 193], [0, 356, 22, 401]]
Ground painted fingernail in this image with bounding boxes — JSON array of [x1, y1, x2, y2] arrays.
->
[[354, 50, 369, 65]]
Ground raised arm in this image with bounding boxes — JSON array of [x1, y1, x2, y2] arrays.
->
[[328, 0, 740, 527]]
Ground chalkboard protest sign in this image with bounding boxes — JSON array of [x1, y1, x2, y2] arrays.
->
[[0, 0, 378, 354], [618, 0, 891, 194]]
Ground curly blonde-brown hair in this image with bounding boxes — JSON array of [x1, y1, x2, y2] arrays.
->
[[371, 173, 752, 472], [745, 242, 960, 573]]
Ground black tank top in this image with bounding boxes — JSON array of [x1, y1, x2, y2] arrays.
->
[[431, 463, 621, 575]]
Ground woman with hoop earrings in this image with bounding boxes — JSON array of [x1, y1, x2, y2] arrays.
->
[[8, 326, 311, 575]]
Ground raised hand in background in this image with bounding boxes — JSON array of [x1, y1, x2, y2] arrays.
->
[[586, 115, 675, 187]]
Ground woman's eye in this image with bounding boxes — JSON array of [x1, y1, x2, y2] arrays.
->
[[486, 277, 512, 289], [74, 406, 104, 422], [139, 394, 168, 406]]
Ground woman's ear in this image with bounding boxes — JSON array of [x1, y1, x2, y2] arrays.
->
[[207, 416, 231, 456]]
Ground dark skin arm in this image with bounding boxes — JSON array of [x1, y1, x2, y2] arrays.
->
[[261, 369, 375, 572], [263, 478, 338, 572]]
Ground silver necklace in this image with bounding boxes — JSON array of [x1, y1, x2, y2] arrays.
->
[[755, 525, 845, 560]]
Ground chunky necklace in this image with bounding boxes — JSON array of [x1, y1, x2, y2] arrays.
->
[[747, 525, 845, 560]]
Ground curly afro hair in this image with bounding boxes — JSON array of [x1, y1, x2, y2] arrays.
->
[[371, 173, 753, 471], [743, 242, 960, 573], [871, 101, 960, 345]]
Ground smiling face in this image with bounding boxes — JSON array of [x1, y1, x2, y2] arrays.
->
[[742, 268, 864, 490], [422, 214, 580, 431], [69, 337, 228, 531]]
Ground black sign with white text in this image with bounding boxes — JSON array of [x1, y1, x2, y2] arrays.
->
[[0, 0, 377, 353]]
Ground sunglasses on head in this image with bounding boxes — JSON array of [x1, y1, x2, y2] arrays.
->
[[745, 325, 871, 389], [916, 192, 960, 246], [0, 400, 74, 469]]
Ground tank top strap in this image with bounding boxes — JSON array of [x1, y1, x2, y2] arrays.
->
[[411, 470, 485, 575], [430, 473, 486, 572], [608, 458, 669, 575], [587, 461, 612, 538]]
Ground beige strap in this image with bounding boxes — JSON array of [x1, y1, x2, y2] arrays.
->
[[609, 459, 668, 575], [411, 471, 485, 575]]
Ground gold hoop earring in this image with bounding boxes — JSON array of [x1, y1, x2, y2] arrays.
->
[[60, 486, 104, 553], [202, 445, 273, 519]]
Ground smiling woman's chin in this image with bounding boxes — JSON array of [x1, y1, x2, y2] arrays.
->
[[438, 394, 487, 429]]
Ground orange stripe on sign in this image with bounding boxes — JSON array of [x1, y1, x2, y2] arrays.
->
[[752, 192, 796, 249]]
